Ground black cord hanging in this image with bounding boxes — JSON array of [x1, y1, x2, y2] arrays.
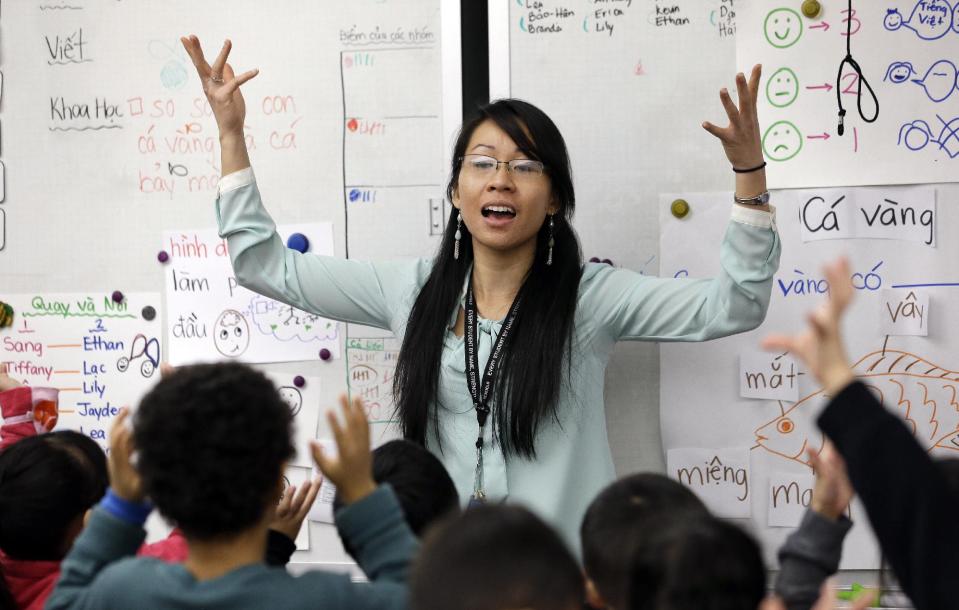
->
[[835, 0, 879, 135]]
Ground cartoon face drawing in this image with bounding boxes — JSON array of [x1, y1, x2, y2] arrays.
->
[[762, 120, 803, 161], [913, 59, 958, 102], [278, 386, 303, 417], [884, 61, 916, 84], [884, 8, 904, 30], [213, 309, 250, 358], [754, 398, 825, 465], [764, 8, 803, 48], [765, 67, 799, 107]]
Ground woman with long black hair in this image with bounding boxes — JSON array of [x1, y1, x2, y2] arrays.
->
[[182, 36, 781, 549]]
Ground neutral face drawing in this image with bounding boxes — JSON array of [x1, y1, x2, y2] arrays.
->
[[762, 120, 803, 161], [278, 386, 303, 417], [213, 309, 250, 357], [913, 59, 958, 102], [884, 61, 917, 83], [764, 8, 803, 49], [766, 67, 799, 107]]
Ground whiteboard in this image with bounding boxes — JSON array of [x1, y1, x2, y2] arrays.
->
[[1, 0, 453, 572], [504, 0, 959, 578]]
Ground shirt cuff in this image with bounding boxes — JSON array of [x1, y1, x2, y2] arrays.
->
[[100, 489, 153, 525], [731, 203, 776, 229], [217, 167, 255, 196]]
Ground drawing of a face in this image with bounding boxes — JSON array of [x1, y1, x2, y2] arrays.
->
[[953, 5, 959, 32], [913, 59, 958, 102], [764, 8, 803, 48], [278, 386, 303, 417], [765, 67, 799, 107], [753, 397, 824, 466], [884, 61, 916, 83], [213, 309, 250, 357], [884, 8, 904, 30], [762, 120, 803, 161]]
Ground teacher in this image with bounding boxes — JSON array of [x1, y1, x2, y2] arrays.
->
[[182, 36, 781, 549]]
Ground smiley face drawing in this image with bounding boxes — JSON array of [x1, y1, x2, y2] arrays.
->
[[278, 386, 303, 417], [764, 8, 803, 49], [884, 61, 917, 84], [883, 8, 904, 31], [762, 120, 803, 161], [213, 309, 250, 358], [766, 67, 799, 107]]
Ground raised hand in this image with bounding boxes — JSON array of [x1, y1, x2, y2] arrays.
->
[[270, 478, 322, 541], [180, 36, 258, 139], [807, 441, 854, 521], [108, 407, 146, 503], [703, 64, 765, 170], [310, 395, 375, 505], [762, 258, 856, 395]]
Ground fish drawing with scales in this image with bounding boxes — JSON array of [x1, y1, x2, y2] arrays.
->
[[753, 349, 959, 466]]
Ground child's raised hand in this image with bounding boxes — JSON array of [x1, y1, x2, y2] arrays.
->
[[108, 407, 146, 503], [807, 441, 854, 521], [269, 478, 322, 541], [0, 363, 22, 392], [762, 258, 856, 395], [311, 395, 375, 504]]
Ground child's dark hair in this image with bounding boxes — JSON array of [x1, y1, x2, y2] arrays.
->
[[411, 504, 584, 610], [0, 431, 108, 560], [333, 439, 459, 536], [628, 515, 766, 610], [581, 473, 709, 609], [133, 362, 294, 540]]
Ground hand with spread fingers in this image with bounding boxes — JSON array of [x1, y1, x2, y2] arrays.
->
[[310, 395, 375, 505], [270, 478, 322, 541], [108, 407, 146, 503], [762, 258, 856, 396], [179, 35, 258, 139], [703, 64, 766, 170]]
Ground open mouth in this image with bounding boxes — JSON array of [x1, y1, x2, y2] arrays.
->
[[481, 204, 517, 219]]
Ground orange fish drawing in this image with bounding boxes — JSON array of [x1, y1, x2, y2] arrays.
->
[[753, 349, 959, 467]]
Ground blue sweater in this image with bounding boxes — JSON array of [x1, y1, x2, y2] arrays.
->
[[46, 485, 416, 610]]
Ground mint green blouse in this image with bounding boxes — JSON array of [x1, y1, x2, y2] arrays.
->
[[216, 168, 782, 552]]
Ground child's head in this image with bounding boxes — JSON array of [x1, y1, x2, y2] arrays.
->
[[580, 473, 709, 609], [0, 431, 108, 560], [628, 515, 766, 610], [411, 504, 584, 610], [333, 439, 459, 536], [133, 362, 294, 540]]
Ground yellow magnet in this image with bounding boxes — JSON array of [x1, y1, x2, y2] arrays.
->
[[801, 0, 822, 19], [671, 199, 690, 219]]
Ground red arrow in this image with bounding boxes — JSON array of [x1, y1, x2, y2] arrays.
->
[[807, 132, 831, 140], [810, 21, 830, 31], [805, 83, 833, 92]]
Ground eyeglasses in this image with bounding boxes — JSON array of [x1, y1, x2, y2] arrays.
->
[[459, 154, 546, 179]]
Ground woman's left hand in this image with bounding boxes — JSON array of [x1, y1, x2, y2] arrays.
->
[[703, 64, 765, 170]]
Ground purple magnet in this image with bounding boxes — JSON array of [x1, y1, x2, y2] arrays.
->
[[319, 348, 332, 361], [588, 256, 600, 263], [286, 233, 310, 253], [293, 375, 306, 388], [601, 258, 613, 266], [157, 250, 170, 263], [111, 290, 124, 304]]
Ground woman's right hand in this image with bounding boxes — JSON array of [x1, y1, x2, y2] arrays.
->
[[180, 35, 259, 139]]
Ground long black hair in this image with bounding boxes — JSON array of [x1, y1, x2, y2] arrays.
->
[[392, 99, 582, 458]]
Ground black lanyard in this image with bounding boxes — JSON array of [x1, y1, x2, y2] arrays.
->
[[464, 275, 522, 502]]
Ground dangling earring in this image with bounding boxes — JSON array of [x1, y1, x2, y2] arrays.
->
[[453, 211, 462, 260], [546, 214, 555, 266]]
